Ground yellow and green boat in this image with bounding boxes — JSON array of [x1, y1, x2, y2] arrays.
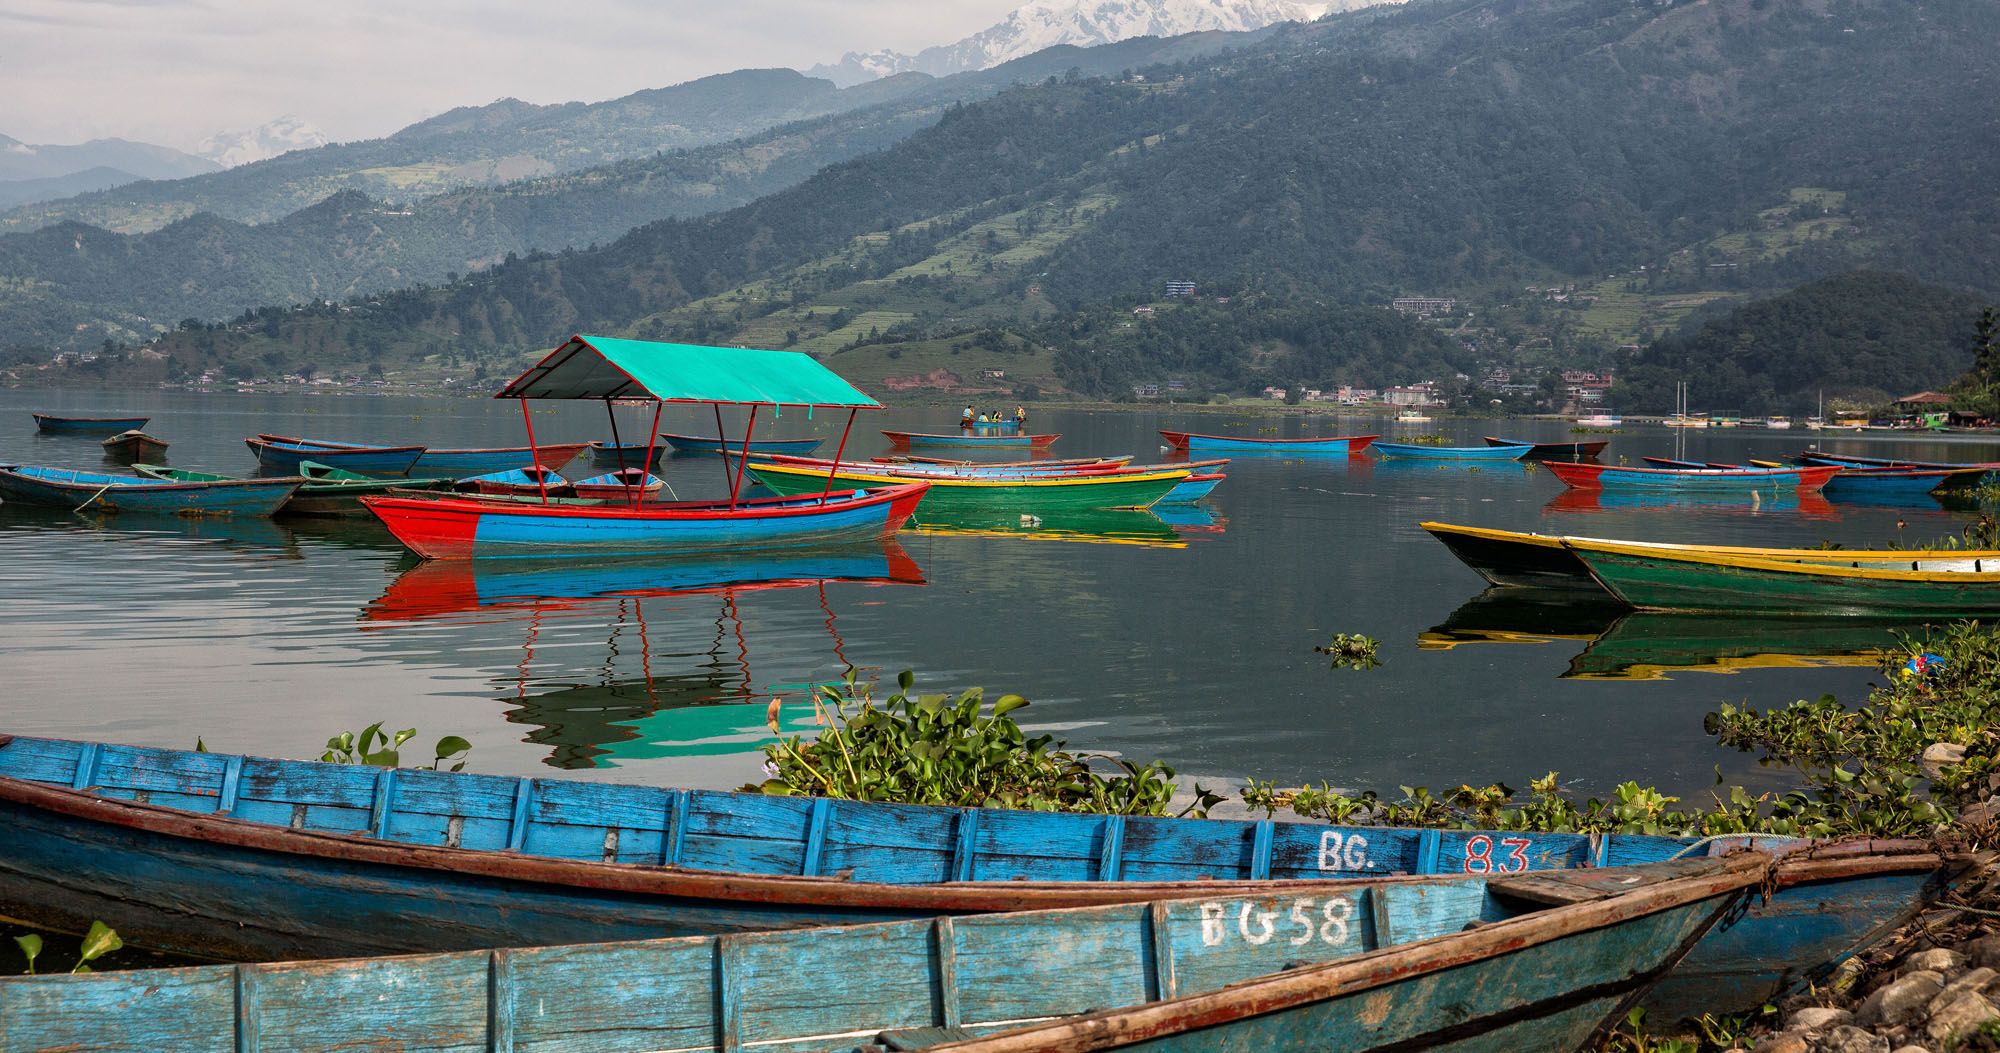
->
[[745, 461, 1189, 512], [1564, 538, 2000, 615]]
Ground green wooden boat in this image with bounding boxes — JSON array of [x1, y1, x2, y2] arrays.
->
[[745, 461, 1188, 512], [136, 462, 454, 518], [1565, 538, 2000, 615]]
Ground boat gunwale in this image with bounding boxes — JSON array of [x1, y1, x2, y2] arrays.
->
[[1563, 538, 2000, 584], [746, 462, 1192, 489], [359, 482, 928, 522], [1418, 522, 2000, 564]]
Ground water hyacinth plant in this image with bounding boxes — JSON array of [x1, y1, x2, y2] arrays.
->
[[752, 670, 1217, 815]]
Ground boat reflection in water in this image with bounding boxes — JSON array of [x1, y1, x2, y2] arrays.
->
[[1421, 586, 1911, 681], [902, 506, 1210, 548], [0, 501, 302, 554], [1542, 486, 1840, 520], [364, 541, 925, 768], [1148, 502, 1228, 537]]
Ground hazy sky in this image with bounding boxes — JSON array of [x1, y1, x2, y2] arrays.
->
[[0, 0, 1019, 151]]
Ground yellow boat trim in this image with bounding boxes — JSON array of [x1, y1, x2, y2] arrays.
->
[[750, 463, 1192, 489], [1419, 521, 2000, 565], [1567, 652, 1883, 682], [1561, 538, 2000, 582]]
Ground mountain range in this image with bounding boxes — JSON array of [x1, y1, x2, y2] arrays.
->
[[196, 116, 330, 169], [808, 0, 1371, 85], [0, 134, 219, 210], [60, 0, 1991, 405]]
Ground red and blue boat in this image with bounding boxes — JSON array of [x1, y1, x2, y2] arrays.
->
[[884, 429, 1059, 449], [31, 412, 149, 435], [362, 335, 928, 559], [1544, 460, 1840, 493], [0, 466, 299, 517], [256, 434, 588, 476], [1374, 441, 1534, 460], [1160, 430, 1377, 455]]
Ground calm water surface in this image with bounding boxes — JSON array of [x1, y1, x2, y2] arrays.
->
[[5, 388, 1992, 799]]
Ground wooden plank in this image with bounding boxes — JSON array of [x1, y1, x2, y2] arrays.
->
[[934, 916, 960, 1028], [801, 797, 832, 877], [1148, 901, 1178, 1002]]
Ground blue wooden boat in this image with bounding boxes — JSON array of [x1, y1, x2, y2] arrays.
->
[[246, 437, 425, 476], [31, 412, 149, 434], [0, 733, 1959, 1022], [1374, 441, 1534, 460], [0, 466, 299, 517], [658, 431, 825, 455], [588, 439, 667, 470], [1159, 471, 1224, 503], [258, 434, 588, 475], [458, 465, 572, 497], [0, 851, 1783, 1053], [1823, 467, 1983, 500], [1161, 430, 1377, 455], [1546, 461, 1841, 493]]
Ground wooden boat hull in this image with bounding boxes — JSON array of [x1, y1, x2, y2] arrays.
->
[[0, 734, 1963, 1027], [362, 484, 928, 559], [1485, 436, 1608, 459], [1822, 467, 1983, 500], [1160, 431, 1377, 455], [884, 430, 1060, 449], [658, 432, 824, 455], [135, 464, 454, 517], [747, 462, 1187, 512], [0, 467, 298, 517], [1375, 442, 1533, 460], [1569, 540, 2000, 614], [0, 831, 1786, 1053], [588, 440, 667, 469], [1421, 522, 1599, 588], [247, 439, 424, 476], [258, 434, 586, 475], [99, 430, 169, 460], [31, 413, 148, 434], [1159, 473, 1224, 503], [1545, 461, 1840, 493]]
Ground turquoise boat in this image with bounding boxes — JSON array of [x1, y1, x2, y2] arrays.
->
[[884, 429, 1059, 450], [0, 733, 1960, 1025], [136, 461, 455, 517], [658, 432, 825, 455], [258, 434, 590, 475], [0, 466, 299, 517], [1374, 441, 1534, 460], [1159, 471, 1224, 503], [1566, 538, 2000, 615], [0, 853, 1779, 1053]]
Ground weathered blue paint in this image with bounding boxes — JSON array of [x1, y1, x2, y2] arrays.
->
[[1373, 442, 1535, 460], [0, 735, 1948, 1020], [0, 858, 1750, 1053], [1160, 430, 1373, 455], [0, 466, 300, 517]]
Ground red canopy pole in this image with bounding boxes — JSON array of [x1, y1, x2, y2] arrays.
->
[[728, 404, 759, 510], [713, 404, 733, 491], [820, 408, 857, 505], [519, 397, 548, 505], [636, 401, 663, 509]]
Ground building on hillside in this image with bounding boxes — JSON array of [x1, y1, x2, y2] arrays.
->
[[1896, 391, 1955, 411], [1384, 383, 1443, 407], [978, 368, 1007, 380], [1392, 297, 1457, 316], [1165, 280, 1197, 297], [1337, 386, 1379, 404], [1132, 306, 1155, 315], [1261, 386, 1289, 400], [1562, 370, 1614, 405]]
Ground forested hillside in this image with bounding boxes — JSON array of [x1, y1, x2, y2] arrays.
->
[[0, 31, 1276, 356], [31, 0, 2000, 401], [1612, 273, 1991, 415]]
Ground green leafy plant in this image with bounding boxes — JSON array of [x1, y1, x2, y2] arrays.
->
[[12, 921, 122, 976], [320, 723, 471, 771], [752, 670, 1219, 816], [1315, 633, 1381, 671]]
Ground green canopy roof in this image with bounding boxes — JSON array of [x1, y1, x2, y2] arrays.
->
[[493, 335, 881, 409]]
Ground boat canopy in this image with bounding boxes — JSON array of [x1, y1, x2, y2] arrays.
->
[[493, 335, 881, 409]]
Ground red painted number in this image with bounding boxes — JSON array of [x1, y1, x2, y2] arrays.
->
[[1463, 835, 1534, 874]]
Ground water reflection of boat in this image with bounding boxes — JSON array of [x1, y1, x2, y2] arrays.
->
[[1564, 612, 1908, 681], [1148, 503, 1228, 536], [1543, 488, 1838, 519], [365, 542, 925, 622], [904, 506, 1188, 548], [0, 502, 301, 552], [1417, 587, 1621, 651], [363, 541, 922, 768]]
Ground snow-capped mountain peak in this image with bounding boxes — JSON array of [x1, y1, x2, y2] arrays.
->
[[809, 0, 1393, 86], [196, 115, 329, 168]]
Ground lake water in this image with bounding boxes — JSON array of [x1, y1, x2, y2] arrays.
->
[[5, 388, 1990, 803]]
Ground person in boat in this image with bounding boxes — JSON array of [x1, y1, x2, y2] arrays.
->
[[962, 404, 975, 426], [1014, 405, 1027, 426]]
